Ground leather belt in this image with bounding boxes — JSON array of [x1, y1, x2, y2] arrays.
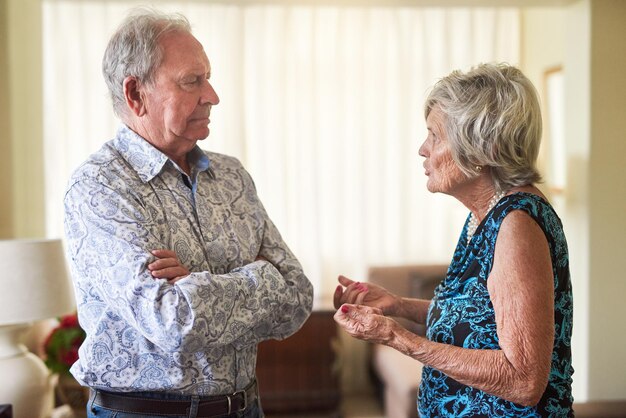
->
[[92, 380, 257, 417]]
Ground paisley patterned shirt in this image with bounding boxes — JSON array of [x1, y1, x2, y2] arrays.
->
[[64, 125, 314, 395], [418, 192, 574, 417]]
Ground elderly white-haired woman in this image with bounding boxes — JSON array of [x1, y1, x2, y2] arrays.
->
[[334, 63, 573, 417]]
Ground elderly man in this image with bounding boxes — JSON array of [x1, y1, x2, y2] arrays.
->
[[64, 8, 313, 418]]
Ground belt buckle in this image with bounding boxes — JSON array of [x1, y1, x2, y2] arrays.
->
[[227, 389, 247, 414]]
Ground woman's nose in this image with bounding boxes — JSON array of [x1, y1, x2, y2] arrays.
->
[[418, 140, 428, 158]]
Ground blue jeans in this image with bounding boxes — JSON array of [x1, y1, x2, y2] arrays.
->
[[86, 389, 264, 418]]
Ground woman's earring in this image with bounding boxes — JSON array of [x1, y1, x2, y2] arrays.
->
[[475, 165, 483, 172]]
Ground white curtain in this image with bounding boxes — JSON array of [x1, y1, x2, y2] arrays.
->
[[43, 1, 520, 304]]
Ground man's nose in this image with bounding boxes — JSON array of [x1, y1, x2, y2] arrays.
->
[[202, 80, 220, 105]]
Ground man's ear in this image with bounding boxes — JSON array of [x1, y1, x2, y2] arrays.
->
[[123, 76, 146, 117]]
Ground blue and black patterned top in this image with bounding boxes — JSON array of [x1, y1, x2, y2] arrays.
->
[[418, 192, 574, 417]]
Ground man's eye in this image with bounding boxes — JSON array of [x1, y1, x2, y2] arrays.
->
[[183, 77, 200, 85]]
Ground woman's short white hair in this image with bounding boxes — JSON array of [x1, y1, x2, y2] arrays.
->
[[102, 8, 192, 118], [424, 63, 543, 192]]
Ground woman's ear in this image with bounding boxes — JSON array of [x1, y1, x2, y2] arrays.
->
[[123, 76, 146, 117]]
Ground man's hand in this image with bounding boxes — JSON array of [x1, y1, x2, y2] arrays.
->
[[148, 249, 190, 283]]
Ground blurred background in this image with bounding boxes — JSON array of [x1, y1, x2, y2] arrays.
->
[[1, 0, 625, 415]]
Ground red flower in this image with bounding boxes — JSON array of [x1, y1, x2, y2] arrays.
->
[[60, 345, 80, 366], [59, 314, 80, 329], [43, 313, 86, 376]]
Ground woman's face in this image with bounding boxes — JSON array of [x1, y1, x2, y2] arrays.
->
[[418, 106, 467, 195]]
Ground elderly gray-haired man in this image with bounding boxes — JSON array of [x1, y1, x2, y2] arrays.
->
[[64, 8, 313, 418]]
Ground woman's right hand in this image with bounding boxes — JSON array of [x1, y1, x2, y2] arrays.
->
[[333, 275, 399, 316]]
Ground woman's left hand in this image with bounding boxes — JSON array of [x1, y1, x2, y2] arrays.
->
[[334, 304, 396, 345]]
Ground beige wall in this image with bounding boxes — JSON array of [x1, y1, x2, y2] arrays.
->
[[564, 0, 593, 402], [0, 0, 14, 238], [2, 0, 45, 238], [561, 0, 626, 401], [587, 0, 626, 400], [520, 7, 567, 198]]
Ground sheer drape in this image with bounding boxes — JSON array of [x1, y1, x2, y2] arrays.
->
[[43, 1, 519, 302]]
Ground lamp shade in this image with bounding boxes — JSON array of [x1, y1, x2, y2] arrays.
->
[[0, 239, 75, 325]]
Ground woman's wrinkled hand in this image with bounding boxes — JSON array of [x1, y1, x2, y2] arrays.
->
[[334, 304, 396, 345], [333, 275, 398, 316], [148, 249, 190, 283]]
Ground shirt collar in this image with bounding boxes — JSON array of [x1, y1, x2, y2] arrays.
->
[[114, 125, 211, 183]]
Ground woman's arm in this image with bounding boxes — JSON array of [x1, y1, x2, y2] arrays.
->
[[335, 210, 554, 406], [389, 296, 432, 325]]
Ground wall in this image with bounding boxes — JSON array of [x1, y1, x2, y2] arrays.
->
[[519, 8, 567, 199], [520, 8, 566, 94], [587, 0, 626, 400], [0, 0, 14, 238], [3, 0, 45, 238], [563, 0, 592, 402]]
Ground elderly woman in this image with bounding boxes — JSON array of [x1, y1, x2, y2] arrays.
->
[[334, 63, 573, 417]]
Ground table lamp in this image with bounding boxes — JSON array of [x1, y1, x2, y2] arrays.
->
[[0, 239, 76, 418]]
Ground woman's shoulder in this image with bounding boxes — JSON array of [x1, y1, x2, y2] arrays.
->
[[506, 185, 548, 201], [500, 185, 552, 213], [494, 186, 565, 242]]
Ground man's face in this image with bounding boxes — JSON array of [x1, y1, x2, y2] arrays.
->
[[140, 30, 219, 157]]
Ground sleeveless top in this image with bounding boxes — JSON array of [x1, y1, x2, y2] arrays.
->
[[418, 192, 574, 417]]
